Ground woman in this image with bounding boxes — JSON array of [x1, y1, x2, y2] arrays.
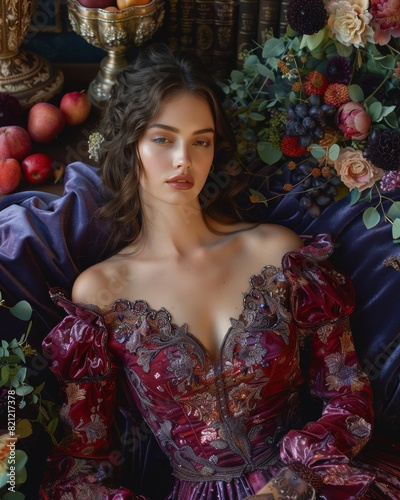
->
[[41, 44, 377, 499]]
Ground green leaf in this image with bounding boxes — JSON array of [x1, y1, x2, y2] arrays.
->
[[16, 367, 27, 383], [15, 465, 27, 485], [243, 54, 259, 71], [350, 189, 361, 205], [16, 384, 34, 396], [10, 300, 32, 321], [368, 101, 383, 122], [262, 38, 285, 58], [388, 202, 400, 220], [392, 218, 400, 239], [249, 188, 267, 203], [335, 42, 353, 57], [249, 112, 266, 121], [348, 84, 364, 102], [328, 144, 340, 161], [3, 492, 25, 500], [15, 449, 28, 471], [310, 145, 326, 159], [257, 62, 275, 80], [257, 141, 282, 165], [12, 346, 25, 363], [16, 419, 33, 439], [32, 381, 45, 395], [362, 207, 381, 229], [384, 110, 399, 129], [47, 417, 59, 435], [230, 70, 245, 84], [303, 29, 325, 51]]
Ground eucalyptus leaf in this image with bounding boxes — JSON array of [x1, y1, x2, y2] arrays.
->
[[16, 384, 34, 396], [257, 141, 282, 164], [388, 202, 400, 220], [384, 111, 399, 129], [257, 62, 275, 80], [362, 207, 381, 229], [328, 144, 340, 161], [12, 346, 25, 363], [15, 450, 28, 471], [10, 300, 32, 321], [305, 29, 325, 51], [15, 465, 27, 485], [47, 417, 59, 435], [348, 84, 364, 102], [350, 189, 361, 206], [262, 38, 285, 58], [368, 101, 383, 122], [392, 218, 400, 239], [16, 367, 27, 383], [243, 54, 259, 71], [310, 145, 326, 159], [249, 112, 266, 121]]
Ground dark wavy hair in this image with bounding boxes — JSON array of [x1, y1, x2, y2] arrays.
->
[[97, 43, 244, 252]]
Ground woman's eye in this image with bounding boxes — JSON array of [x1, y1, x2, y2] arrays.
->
[[153, 137, 170, 144], [195, 140, 211, 147]]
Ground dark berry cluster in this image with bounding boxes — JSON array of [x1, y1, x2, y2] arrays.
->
[[285, 95, 336, 148], [290, 159, 341, 217]]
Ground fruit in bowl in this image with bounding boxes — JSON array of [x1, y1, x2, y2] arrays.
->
[[77, 0, 117, 7]]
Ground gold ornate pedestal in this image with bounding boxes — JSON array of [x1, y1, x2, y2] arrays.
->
[[0, 0, 64, 108], [68, 0, 164, 109]]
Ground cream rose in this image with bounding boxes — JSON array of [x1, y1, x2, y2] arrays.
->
[[333, 147, 384, 191], [327, 0, 374, 48]]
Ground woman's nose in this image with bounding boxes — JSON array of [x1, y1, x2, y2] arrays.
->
[[174, 144, 192, 169]]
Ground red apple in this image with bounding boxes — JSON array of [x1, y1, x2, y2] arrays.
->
[[0, 126, 31, 161], [27, 102, 65, 143], [59, 91, 91, 125], [21, 153, 54, 185], [0, 158, 21, 194], [77, 0, 117, 7]]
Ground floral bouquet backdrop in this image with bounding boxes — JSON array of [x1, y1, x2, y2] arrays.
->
[[223, 0, 400, 241]]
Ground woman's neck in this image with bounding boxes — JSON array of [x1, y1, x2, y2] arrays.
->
[[138, 200, 218, 258]]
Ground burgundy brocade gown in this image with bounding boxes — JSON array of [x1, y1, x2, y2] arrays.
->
[[40, 236, 394, 499]]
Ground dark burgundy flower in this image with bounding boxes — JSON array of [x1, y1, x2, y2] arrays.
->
[[326, 56, 352, 84], [287, 0, 327, 35], [367, 130, 400, 171]]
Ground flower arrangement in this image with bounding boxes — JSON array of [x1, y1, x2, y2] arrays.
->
[[222, 0, 400, 241], [0, 292, 59, 499]]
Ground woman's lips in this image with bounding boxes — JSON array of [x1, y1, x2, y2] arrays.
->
[[166, 174, 194, 189]]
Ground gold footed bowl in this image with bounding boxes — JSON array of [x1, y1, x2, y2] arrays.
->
[[0, 0, 64, 108], [67, 0, 165, 109]]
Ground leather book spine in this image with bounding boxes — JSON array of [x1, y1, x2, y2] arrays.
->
[[257, 0, 280, 43], [179, 0, 196, 52], [195, 0, 215, 70], [213, 0, 237, 79], [278, 0, 290, 36], [236, 0, 260, 68]]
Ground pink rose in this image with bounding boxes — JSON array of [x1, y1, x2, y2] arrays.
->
[[335, 101, 371, 140], [333, 147, 384, 191], [370, 0, 400, 46]]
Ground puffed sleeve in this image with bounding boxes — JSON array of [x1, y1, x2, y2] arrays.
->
[[40, 289, 146, 500], [280, 235, 376, 499]]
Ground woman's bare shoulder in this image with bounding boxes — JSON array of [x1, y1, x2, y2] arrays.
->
[[72, 256, 130, 307], [242, 223, 303, 268]]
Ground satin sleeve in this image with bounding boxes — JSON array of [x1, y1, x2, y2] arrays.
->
[[40, 289, 146, 500], [280, 240, 376, 499]]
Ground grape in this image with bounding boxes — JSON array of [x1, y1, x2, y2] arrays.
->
[[302, 116, 316, 130], [321, 104, 336, 116], [293, 122, 306, 135], [300, 196, 312, 209], [312, 127, 324, 140], [309, 106, 323, 119], [299, 134, 312, 147], [308, 94, 321, 107], [295, 103, 309, 118]]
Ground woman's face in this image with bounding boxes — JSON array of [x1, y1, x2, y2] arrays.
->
[[138, 92, 215, 207]]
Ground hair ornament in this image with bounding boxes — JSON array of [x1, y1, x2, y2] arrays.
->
[[88, 132, 104, 162]]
